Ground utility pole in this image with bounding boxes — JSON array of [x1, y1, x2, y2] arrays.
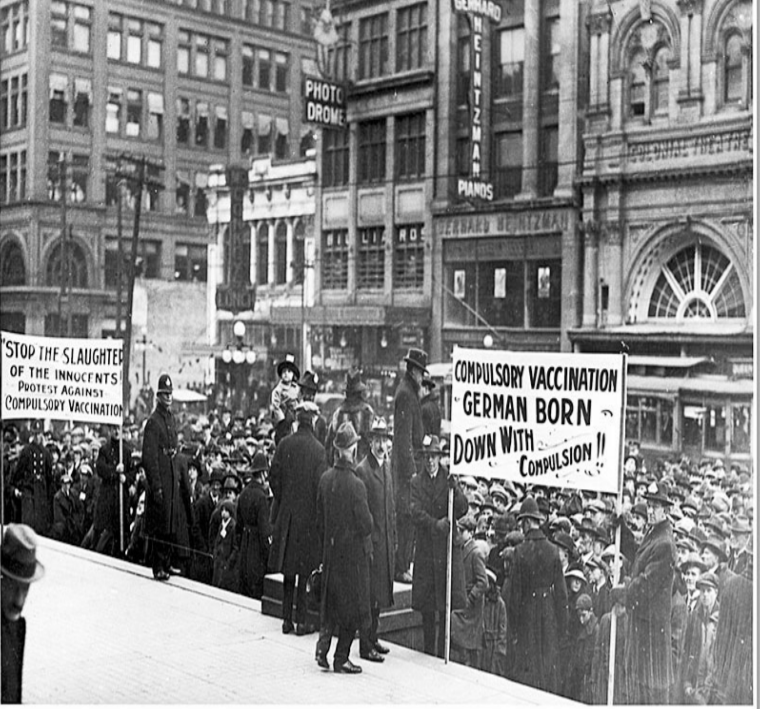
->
[[54, 154, 68, 337], [115, 164, 124, 341], [109, 152, 164, 405]]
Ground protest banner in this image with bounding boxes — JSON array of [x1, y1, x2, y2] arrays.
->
[[450, 346, 626, 493], [1, 331, 124, 425]]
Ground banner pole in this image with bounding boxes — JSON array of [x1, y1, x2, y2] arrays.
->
[[119, 424, 125, 553], [607, 353, 628, 706], [444, 483, 454, 664]]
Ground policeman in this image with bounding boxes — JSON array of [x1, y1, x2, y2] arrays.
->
[[11, 420, 53, 536]]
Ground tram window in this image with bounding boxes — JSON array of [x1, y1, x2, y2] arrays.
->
[[660, 402, 673, 446], [626, 395, 673, 446], [731, 404, 751, 453], [704, 404, 727, 452], [640, 397, 657, 443], [682, 405, 705, 448]]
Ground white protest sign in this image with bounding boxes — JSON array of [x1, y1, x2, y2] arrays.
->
[[1, 331, 124, 425], [450, 347, 626, 493]]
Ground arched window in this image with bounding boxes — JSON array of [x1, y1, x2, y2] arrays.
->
[[724, 33, 744, 103], [629, 49, 647, 117], [0, 240, 26, 286], [652, 46, 670, 113], [46, 240, 88, 288], [274, 221, 287, 285], [256, 222, 269, 286], [648, 244, 745, 320]]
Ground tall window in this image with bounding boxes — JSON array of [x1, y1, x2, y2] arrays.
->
[[195, 102, 209, 146], [176, 170, 190, 213], [495, 27, 524, 98], [358, 119, 386, 184], [397, 3, 427, 72], [214, 105, 228, 149], [127, 19, 142, 63], [494, 132, 522, 199], [174, 243, 208, 281], [359, 13, 388, 79], [322, 229, 348, 289], [293, 220, 305, 284], [147, 92, 164, 140], [394, 224, 424, 289], [274, 222, 288, 284], [0, 239, 25, 286], [125, 89, 142, 137], [396, 112, 426, 179], [0, 149, 26, 203], [177, 98, 190, 144], [50, 2, 91, 53], [256, 223, 269, 285], [328, 23, 352, 83], [357, 227, 385, 289], [106, 88, 122, 133], [258, 49, 272, 89], [652, 46, 670, 113], [322, 129, 349, 187], [1, 74, 27, 131], [257, 114, 272, 154], [49, 74, 68, 124], [724, 33, 744, 104], [275, 117, 289, 159], [1, 2, 30, 55], [543, 17, 560, 90], [538, 126, 558, 196], [629, 50, 647, 117], [241, 110, 254, 153], [275, 52, 289, 92], [242, 44, 255, 85], [72, 78, 91, 128], [457, 16, 471, 105], [46, 240, 88, 288]]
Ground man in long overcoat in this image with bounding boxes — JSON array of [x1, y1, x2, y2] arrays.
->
[[410, 434, 468, 658], [11, 421, 53, 536], [509, 496, 568, 694], [324, 369, 375, 466], [316, 422, 373, 674], [142, 373, 194, 581], [94, 423, 135, 556], [621, 481, 677, 704], [236, 451, 272, 599], [355, 416, 395, 661], [269, 401, 327, 634], [392, 348, 427, 583]]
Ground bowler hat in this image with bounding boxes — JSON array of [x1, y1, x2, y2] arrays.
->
[[575, 593, 593, 611], [333, 421, 361, 450], [643, 481, 673, 506], [1, 524, 45, 583], [420, 434, 443, 455], [701, 536, 728, 562], [276, 353, 300, 380], [368, 416, 392, 438], [298, 370, 320, 392], [696, 571, 719, 591], [251, 451, 269, 474], [223, 475, 241, 492], [403, 347, 429, 375], [516, 496, 544, 522], [157, 373, 173, 393]]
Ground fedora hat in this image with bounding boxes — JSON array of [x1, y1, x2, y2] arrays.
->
[[552, 531, 575, 554], [1, 524, 45, 583], [368, 416, 392, 438], [700, 536, 728, 562], [421, 434, 443, 455], [643, 481, 673, 506], [403, 347, 429, 375], [333, 421, 361, 450], [276, 353, 300, 380], [298, 370, 320, 392], [730, 515, 752, 535], [157, 373, 173, 394], [516, 496, 544, 522], [345, 369, 367, 395], [250, 451, 269, 474], [679, 552, 706, 572]]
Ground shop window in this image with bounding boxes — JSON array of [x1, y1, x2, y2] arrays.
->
[[358, 118, 386, 184], [396, 3, 427, 72], [445, 263, 478, 326], [731, 404, 751, 453], [322, 229, 348, 289], [682, 404, 704, 449], [45, 313, 88, 338], [396, 112, 426, 180], [0, 240, 25, 286], [625, 395, 673, 446], [177, 97, 190, 144], [495, 132, 522, 199], [256, 223, 269, 286], [322, 128, 349, 187], [359, 12, 388, 79], [46, 239, 88, 288], [174, 243, 208, 282], [528, 260, 560, 327], [479, 261, 524, 328], [394, 224, 424, 290], [495, 27, 524, 98], [357, 227, 385, 290]]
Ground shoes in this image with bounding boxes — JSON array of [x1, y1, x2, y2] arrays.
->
[[373, 641, 390, 655], [334, 660, 362, 674], [153, 570, 170, 581], [394, 571, 413, 584], [315, 653, 329, 669], [282, 620, 295, 635], [360, 649, 385, 663], [296, 623, 316, 636]]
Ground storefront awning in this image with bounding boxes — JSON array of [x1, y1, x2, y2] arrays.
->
[[627, 355, 708, 369], [627, 374, 754, 398], [271, 304, 431, 327]]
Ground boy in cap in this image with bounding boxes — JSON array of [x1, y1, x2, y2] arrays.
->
[[561, 593, 597, 703], [2, 524, 45, 703]]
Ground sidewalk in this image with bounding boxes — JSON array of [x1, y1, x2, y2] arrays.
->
[[23, 538, 578, 705]]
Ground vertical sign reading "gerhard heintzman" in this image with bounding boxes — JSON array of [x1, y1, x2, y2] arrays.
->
[[453, 0, 501, 202]]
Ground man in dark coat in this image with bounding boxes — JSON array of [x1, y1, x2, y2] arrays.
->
[[324, 369, 375, 467], [11, 420, 53, 536], [269, 400, 327, 635], [236, 451, 272, 599], [142, 373, 194, 581], [190, 463, 225, 584], [51, 470, 84, 545], [298, 371, 327, 446], [410, 434, 468, 658], [2, 524, 45, 704], [420, 376, 442, 438], [621, 481, 678, 704], [94, 423, 135, 556], [509, 496, 568, 694], [316, 421, 373, 674], [392, 347, 427, 583], [355, 416, 396, 662]]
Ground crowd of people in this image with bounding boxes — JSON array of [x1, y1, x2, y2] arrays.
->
[[1, 348, 754, 702]]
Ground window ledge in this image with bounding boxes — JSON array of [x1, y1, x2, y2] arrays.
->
[[349, 69, 434, 96]]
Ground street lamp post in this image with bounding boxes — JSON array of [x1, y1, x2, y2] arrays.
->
[[222, 321, 256, 413]]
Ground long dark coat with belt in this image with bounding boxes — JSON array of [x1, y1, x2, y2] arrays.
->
[[235, 479, 271, 598], [355, 452, 396, 609], [317, 459, 374, 628], [391, 372, 424, 515], [410, 465, 468, 613], [509, 527, 569, 694], [12, 441, 53, 535], [268, 423, 327, 576], [94, 437, 135, 548], [622, 517, 677, 703], [142, 404, 193, 541]]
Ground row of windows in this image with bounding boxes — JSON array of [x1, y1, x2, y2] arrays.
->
[[107, 13, 163, 68], [253, 221, 306, 286], [0, 150, 26, 204], [1, 1, 29, 55], [50, 1, 92, 54], [321, 225, 425, 291], [0, 73, 27, 132]]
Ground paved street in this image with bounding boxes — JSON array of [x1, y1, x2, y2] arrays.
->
[[23, 538, 578, 705]]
